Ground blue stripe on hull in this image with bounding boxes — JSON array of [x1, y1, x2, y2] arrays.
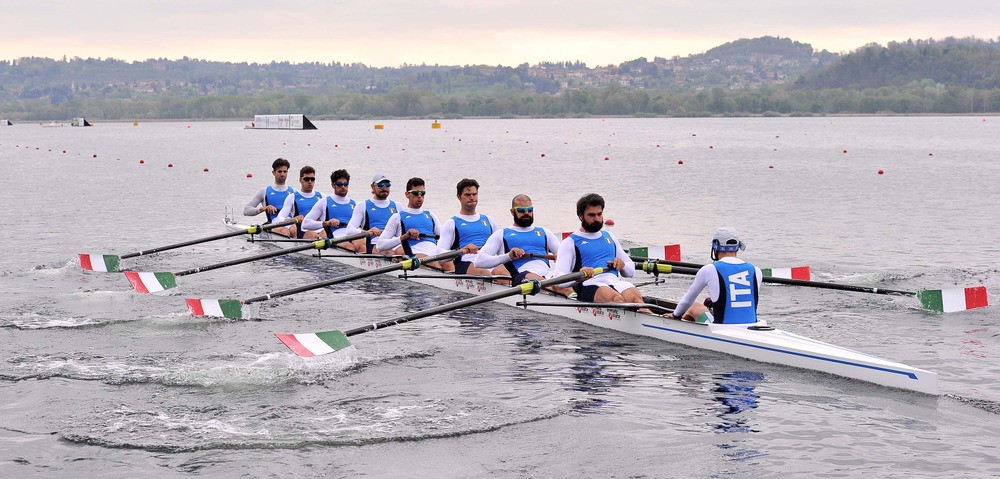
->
[[640, 323, 919, 381]]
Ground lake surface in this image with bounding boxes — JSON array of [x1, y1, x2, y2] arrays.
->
[[2, 117, 999, 477]]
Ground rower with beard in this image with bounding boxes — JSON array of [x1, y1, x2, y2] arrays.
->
[[475, 194, 574, 296], [300, 169, 367, 251], [550, 193, 650, 312], [437, 178, 506, 277], [376, 177, 456, 271], [344, 173, 398, 254], [274, 166, 324, 238]]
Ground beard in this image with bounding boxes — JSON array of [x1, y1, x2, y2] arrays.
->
[[374, 190, 389, 200], [581, 219, 603, 233], [514, 215, 534, 227]]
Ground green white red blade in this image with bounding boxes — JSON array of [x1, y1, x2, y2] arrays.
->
[[274, 331, 352, 356], [186, 298, 244, 319], [79, 253, 121, 272], [916, 286, 990, 312], [627, 245, 682, 261], [762, 266, 811, 280], [124, 271, 177, 293]]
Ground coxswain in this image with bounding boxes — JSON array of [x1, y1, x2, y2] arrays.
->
[[669, 227, 762, 324]]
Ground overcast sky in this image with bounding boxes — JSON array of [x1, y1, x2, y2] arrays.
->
[[3, 1, 997, 66]]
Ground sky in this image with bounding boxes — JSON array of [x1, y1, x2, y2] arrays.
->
[[2, 1, 997, 67]]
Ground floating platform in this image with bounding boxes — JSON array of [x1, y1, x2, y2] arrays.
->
[[248, 114, 317, 130], [0, 119, 12, 126], [71, 118, 92, 127]]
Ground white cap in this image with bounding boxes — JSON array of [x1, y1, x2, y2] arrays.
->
[[372, 173, 390, 184], [712, 227, 746, 251]]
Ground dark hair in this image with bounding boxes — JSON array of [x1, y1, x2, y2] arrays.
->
[[405, 177, 425, 191], [576, 193, 605, 217], [299, 165, 315, 178], [456, 178, 480, 196], [330, 169, 350, 183], [272, 157, 290, 171]]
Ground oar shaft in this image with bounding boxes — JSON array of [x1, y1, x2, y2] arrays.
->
[[119, 219, 298, 259], [343, 270, 591, 337], [243, 249, 464, 304], [174, 233, 369, 277]]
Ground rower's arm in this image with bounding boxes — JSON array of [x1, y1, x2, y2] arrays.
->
[[344, 203, 366, 234], [274, 194, 295, 222], [300, 200, 326, 231], [609, 232, 636, 277], [672, 265, 715, 318], [473, 230, 508, 269], [543, 229, 561, 256], [375, 214, 403, 251], [243, 187, 267, 216], [548, 237, 578, 287], [436, 218, 457, 253]]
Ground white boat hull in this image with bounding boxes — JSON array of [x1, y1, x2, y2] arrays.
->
[[228, 218, 939, 395]]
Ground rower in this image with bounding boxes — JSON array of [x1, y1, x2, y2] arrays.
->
[[301, 169, 366, 251], [345, 173, 398, 254], [437, 178, 507, 277], [243, 157, 294, 225], [550, 193, 650, 312], [274, 166, 323, 238], [475, 194, 573, 295], [669, 227, 762, 324], [375, 177, 455, 271]]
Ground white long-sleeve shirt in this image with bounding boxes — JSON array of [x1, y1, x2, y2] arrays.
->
[[474, 225, 561, 277], [276, 190, 323, 232], [243, 184, 292, 217], [437, 213, 501, 263], [345, 198, 395, 235], [375, 207, 443, 256], [672, 257, 763, 318], [302, 194, 355, 236], [549, 230, 635, 287]]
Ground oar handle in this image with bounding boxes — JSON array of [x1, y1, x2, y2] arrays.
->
[[243, 249, 465, 304], [342, 268, 599, 337], [119, 219, 300, 260], [628, 255, 704, 269], [525, 253, 556, 260]]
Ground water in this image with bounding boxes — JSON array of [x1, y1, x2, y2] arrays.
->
[[2, 117, 999, 477]]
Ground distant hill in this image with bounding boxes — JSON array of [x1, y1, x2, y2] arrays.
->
[[796, 37, 1000, 89]]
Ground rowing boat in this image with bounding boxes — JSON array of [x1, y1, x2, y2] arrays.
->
[[219, 215, 939, 395]]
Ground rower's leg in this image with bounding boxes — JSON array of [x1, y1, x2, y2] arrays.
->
[[682, 302, 710, 322], [303, 230, 325, 240], [593, 286, 625, 303], [351, 238, 367, 252], [621, 287, 652, 314]]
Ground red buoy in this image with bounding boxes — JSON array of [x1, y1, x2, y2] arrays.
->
[[203, 168, 209, 172], [877, 169, 884, 175], [709, 145, 714, 149], [167, 163, 173, 168], [93, 154, 97, 158], [246, 173, 253, 178], [139, 160, 145, 164], [843, 149, 848, 153], [63, 150, 66, 153], [604, 157, 609, 161], [769, 165, 774, 169], [540, 153, 545, 157], [928, 153, 933, 156], [678, 160, 684, 165], [604, 219, 615, 226]]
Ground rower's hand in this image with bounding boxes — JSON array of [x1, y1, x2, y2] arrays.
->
[[262, 205, 278, 215], [580, 267, 596, 279], [368, 227, 382, 237], [508, 247, 526, 259], [293, 215, 305, 223], [324, 219, 341, 228], [403, 228, 420, 240], [463, 243, 480, 254], [610, 257, 625, 271]]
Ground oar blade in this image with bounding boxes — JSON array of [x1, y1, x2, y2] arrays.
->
[[186, 298, 244, 319], [124, 271, 177, 293], [917, 286, 990, 313], [762, 266, 811, 280], [274, 331, 351, 357], [79, 253, 121, 272]]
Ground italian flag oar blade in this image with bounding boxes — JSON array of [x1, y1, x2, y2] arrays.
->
[[916, 286, 990, 313], [124, 271, 177, 293], [185, 298, 244, 319], [79, 254, 121, 272], [274, 331, 352, 357], [762, 266, 811, 281]]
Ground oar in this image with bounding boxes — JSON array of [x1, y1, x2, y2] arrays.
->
[[638, 261, 990, 313], [124, 232, 369, 293], [629, 255, 811, 280], [78, 219, 299, 272], [186, 249, 465, 319], [274, 268, 603, 357]]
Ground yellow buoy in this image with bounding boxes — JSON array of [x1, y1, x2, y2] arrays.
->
[[133, 121, 139, 126], [431, 121, 441, 129], [374, 124, 384, 129]]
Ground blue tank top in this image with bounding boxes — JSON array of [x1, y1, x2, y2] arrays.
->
[[502, 227, 549, 271], [324, 197, 356, 237], [364, 199, 397, 230], [712, 261, 758, 324], [264, 185, 294, 223], [399, 210, 437, 249], [571, 231, 618, 277], [450, 215, 493, 249], [292, 191, 322, 238]]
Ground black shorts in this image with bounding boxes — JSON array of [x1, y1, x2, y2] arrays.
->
[[575, 284, 602, 302], [454, 259, 472, 275], [512, 270, 533, 285]]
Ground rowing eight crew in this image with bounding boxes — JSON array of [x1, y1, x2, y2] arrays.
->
[[246, 162, 760, 324]]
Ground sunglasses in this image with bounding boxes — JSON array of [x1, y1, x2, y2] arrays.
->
[[407, 190, 427, 196], [513, 206, 534, 213], [375, 181, 391, 188], [302, 177, 316, 182], [334, 181, 349, 187]]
